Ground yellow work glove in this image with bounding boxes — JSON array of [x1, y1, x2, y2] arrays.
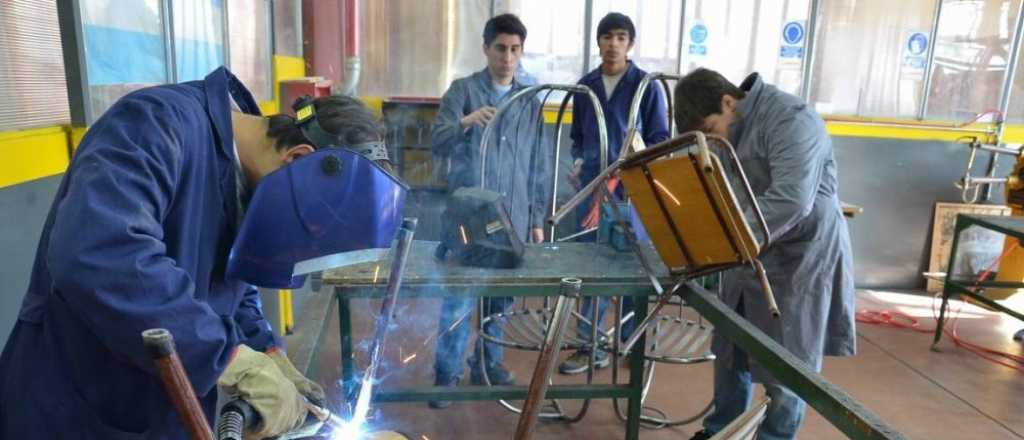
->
[[266, 348, 326, 405], [217, 345, 307, 439]]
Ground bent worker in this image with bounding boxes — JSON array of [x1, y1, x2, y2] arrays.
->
[[675, 68, 856, 440], [0, 67, 392, 439]]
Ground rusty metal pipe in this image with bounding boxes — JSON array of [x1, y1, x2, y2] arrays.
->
[[514, 278, 582, 440], [142, 328, 214, 440]]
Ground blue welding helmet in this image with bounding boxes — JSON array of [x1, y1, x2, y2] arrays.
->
[[227, 147, 408, 288]]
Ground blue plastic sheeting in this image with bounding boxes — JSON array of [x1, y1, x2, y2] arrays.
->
[[175, 38, 225, 82], [84, 25, 167, 85]]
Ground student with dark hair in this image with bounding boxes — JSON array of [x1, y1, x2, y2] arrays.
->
[[428, 13, 548, 409], [675, 68, 856, 440], [0, 68, 387, 439], [559, 11, 670, 375]]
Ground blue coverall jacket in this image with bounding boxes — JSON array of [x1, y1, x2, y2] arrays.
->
[[0, 67, 277, 439], [570, 61, 670, 185]]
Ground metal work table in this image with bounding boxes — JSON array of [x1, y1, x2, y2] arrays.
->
[[933, 214, 1024, 348], [314, 240, 906, 439], [321, 241, 668, 440]]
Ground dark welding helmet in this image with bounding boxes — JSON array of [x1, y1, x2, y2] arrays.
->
[[227, 97, 408, 288]]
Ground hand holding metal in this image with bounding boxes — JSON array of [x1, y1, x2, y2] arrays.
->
[[478, 84, 608, 236]]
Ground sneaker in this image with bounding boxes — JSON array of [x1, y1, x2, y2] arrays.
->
[[428, 374, 459, 409], [688, 430, 713, 440], [558, 349, 610, 375], [469, 362, 516, 386]]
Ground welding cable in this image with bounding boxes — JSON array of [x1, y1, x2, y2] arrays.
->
[[955, 109, 1004, 128], [858, 242, 1024, 372]]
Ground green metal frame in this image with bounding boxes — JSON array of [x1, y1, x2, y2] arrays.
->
[[334, 281, 653, 439], [325, 241, 907, 439], [933, 214, 1024, 349], [679, 281, 907, 439]]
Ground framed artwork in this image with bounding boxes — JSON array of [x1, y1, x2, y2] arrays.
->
[[927, 202, 1011, 292]]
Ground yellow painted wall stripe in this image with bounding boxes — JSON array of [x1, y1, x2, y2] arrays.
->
[[0, 126, 70, 189], [267, 55, 307, 115]]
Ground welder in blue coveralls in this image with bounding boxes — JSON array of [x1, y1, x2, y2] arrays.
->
[[0, 67, 394, 439]]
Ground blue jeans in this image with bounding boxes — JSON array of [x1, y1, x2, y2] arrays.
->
[[575, 296, 636, 346], [434, 296, 513, 380], [702, 346, 807, 440]]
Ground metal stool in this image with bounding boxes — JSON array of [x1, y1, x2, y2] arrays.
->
[[603, 292, 717, 428], [472, 82, 613, 421]]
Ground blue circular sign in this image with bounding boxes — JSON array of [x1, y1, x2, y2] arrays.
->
[[690, 24, 708, 44], [782, 21, 804, 45], [908, 32, 928, 56]]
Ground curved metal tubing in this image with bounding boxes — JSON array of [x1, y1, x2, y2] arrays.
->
[[472, 83, 610, 421], [550, 72, 683, 226], [480, 84, 608, 189]]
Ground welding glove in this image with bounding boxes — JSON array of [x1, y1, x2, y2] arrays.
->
[[217, 345, 307, 439], [266, 347, 326, 405]]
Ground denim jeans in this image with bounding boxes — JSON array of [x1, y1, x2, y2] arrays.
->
[[434, 295, 513, 380], [575, 296, 636, 346], [702, 346, 808, 440]]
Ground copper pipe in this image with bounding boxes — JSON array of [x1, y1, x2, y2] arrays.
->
[[514, 278, 581, 440], [142, 328, 214, 440]]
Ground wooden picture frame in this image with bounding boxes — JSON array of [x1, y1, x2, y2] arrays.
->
[[927, 202, 1011, 292]]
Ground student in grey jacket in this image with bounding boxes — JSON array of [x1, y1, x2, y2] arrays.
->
[[676, 68, 856, 440], [428, 13, 549, 409]]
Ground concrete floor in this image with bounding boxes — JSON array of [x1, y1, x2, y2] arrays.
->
[[302, 290, 1024, 439]]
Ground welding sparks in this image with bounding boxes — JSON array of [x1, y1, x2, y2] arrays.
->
[[458, 224, 469, 245], [372, 265, 381, 284], [652, 179, 681, 206], [402, 353, 417, 364]]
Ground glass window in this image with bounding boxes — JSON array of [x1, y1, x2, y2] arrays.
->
[[810, 0, 938, 117], [81, 0, 168, 120], [0, 0, 71, 130], [1008, 25, 1024, 122], [358, 0, 449, 97], [682, 0, 811, 96], [173, 0, 226, 82], [446, 0, 490, 88], [590, 0, 683, 76], [272, 0, 302, 57], [228, 0, 272, 101], [495, 0, 587, 86], [926, 0, 1022, 121]]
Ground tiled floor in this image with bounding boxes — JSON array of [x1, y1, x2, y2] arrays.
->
[[299, 290, 1024, 439]]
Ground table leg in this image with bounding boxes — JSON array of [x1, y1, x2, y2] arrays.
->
[[339, 290, 355, 399], [625, 293, 649, 440], [934, 217, 965, 352], [932, 288, 951, 352]]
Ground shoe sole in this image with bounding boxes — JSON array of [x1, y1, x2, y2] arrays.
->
[[428, 401, 452, 409], [559, 358, 611, 375]]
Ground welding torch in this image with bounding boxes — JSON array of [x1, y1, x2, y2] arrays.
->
[[216, 217, 418, 440], [215, 397, 346, 440]]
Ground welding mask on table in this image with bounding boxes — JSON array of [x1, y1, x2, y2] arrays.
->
[[227, 97, 408, 288], [434, 187, 525, 269]]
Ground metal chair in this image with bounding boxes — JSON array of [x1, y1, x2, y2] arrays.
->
[[548, 126, 779, 428], [709, 397, 771, 440], [471, 83, 613, 421]]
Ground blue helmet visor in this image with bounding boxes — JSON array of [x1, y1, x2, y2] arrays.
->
[[228, 147, 408, 288]]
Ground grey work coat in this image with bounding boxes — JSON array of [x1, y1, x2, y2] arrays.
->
[[714, 73, 856, 381], [431, 68, 549, 240]]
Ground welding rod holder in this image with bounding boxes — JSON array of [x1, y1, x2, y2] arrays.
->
[[514, 278, 582, 440], [142, 328, 215, 440], [347, 217, 417, 408]]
